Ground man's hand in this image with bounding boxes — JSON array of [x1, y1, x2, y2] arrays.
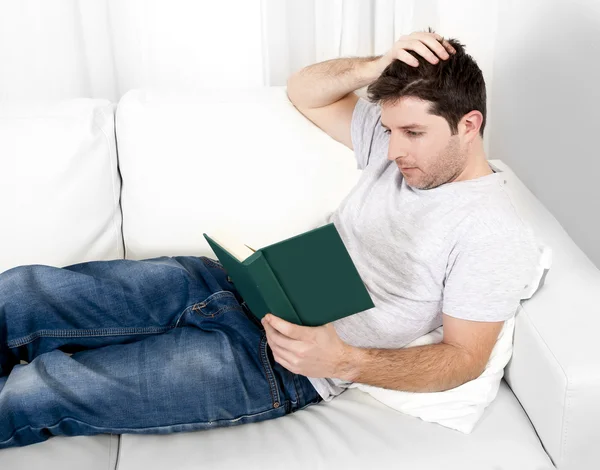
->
[[261, 313, 354, 379], [373, 30, 456, 75]]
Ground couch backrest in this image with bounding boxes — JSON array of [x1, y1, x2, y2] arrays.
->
[[114, 87, 361, 260], [0, 98, 124, 273]]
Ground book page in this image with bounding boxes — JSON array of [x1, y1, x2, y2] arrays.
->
[[210, 228, 255, 262]]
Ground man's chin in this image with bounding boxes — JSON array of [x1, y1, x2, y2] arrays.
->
[[404, 177, 435, 191], [402, 174, 422, 189]]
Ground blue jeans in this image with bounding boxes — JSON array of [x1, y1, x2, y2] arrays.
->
[[0, 255, 322, 449]]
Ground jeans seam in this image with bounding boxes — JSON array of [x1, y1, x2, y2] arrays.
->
[[259, 333, 281, 408], [193, 290, 234, 309], [6, 326, 177, 349], [174, 303, 196, 328], [192, 291, 243, 319], [6, 298, 210, 349], [192, 304, 241, 319], [291, 374, 302, 411], [200, 256, 225, 271]]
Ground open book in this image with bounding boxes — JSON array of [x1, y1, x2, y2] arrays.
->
[[203, 223, 374, 326], [204, 230, 258, 262]]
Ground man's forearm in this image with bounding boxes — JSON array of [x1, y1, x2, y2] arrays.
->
[[338, 342, 480, 393], [286, 56, 384, 109]]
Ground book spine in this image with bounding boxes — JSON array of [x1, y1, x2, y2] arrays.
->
[[246, 252, 303, 325]]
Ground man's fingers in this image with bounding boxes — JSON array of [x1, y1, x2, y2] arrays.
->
[[406, 32, 456, 60], [263, 319, 301, 352], [418, 35, 452, 60], [263, 323, 302, 373], [441, 38, 456, 54], [395, 49, 420, 67], [264, 314, 308, 341], [403, 39, 442, 64], [271, 349, 296, 372]]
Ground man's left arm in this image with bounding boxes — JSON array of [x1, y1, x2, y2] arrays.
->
[[262, 313, 503, 393], [340, 314, 503, 392]]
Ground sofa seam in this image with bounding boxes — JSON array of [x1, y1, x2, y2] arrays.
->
[[519, 302, 569, 465], [113, 104, 126, 260], [114, 434, 122, 470], [94, 104, 124, 259], [0, 409, 285, 445], [108, 432, 113, 470]]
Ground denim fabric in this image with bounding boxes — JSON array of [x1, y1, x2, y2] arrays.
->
[[0, 255, 322, 449]]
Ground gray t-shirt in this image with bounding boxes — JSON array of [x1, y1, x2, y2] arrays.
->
[[307, 97, 541, 401]]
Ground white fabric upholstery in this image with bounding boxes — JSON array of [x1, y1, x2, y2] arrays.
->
[[116, 382, 554, 470], [115, 87, 361, 260], [0, 433, 119, 470], [0, 98, 124, 273], [492, 160, 600, 470]]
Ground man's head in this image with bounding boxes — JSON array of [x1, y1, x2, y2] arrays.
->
[[367, 30, 488, 190]]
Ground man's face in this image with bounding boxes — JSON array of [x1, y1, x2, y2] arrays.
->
[[381, 96, 466, 190]]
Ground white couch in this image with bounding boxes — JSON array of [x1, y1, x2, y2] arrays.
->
[[0, 87, 598, 470]]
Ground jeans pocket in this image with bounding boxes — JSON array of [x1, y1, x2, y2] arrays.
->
[[192, 291, 243, 319]]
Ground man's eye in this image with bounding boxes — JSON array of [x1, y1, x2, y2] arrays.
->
[[382, 128, 422, 137]]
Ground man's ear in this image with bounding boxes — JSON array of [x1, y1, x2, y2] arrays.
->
[[460, 110, 483, 142]]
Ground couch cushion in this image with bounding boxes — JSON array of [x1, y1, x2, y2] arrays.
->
[[115, 87, 360, 260], [115, 381, 553, 470], [0, 99, 124, 272], [0, 434, 119, 470]]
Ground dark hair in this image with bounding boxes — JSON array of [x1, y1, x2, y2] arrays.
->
[[367, 28, 487, 137]]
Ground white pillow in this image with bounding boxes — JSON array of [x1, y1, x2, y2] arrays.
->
[[348, 243, 552, 434]]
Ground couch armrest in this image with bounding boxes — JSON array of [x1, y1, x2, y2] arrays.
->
[[505, 246, 600, 470], [488, 159, 600, 470]]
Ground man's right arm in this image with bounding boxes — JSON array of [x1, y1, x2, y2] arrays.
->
[[286, 31, 456, 151], [286, 56, 384, 150]]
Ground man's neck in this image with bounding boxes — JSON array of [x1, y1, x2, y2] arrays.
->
[[454, 156, 493, 182], [461, 140, 492, 180]]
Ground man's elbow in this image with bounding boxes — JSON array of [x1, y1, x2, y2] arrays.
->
[[462, 350, 487, 383], [448, 345, 487, 387]]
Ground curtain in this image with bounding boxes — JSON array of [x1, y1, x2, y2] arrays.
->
[[0, 0, 266, 103], [0, 0, 499, 104]]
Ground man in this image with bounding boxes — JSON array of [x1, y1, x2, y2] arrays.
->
[[0, 30, 539, 449], [280, 29, 540, 401]]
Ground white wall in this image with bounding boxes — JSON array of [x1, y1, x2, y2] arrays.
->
[[488, 0, 600, 268]]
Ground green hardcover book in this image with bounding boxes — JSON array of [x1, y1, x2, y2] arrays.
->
[[203, 222, 374, 327]]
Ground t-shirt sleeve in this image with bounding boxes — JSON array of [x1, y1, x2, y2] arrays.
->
[[350, 97, 387, 170], [442, 229, 539, 322]]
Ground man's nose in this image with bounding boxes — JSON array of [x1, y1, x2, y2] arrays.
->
[[387, 138, 409, 162], [387, 147, 409, 162]]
